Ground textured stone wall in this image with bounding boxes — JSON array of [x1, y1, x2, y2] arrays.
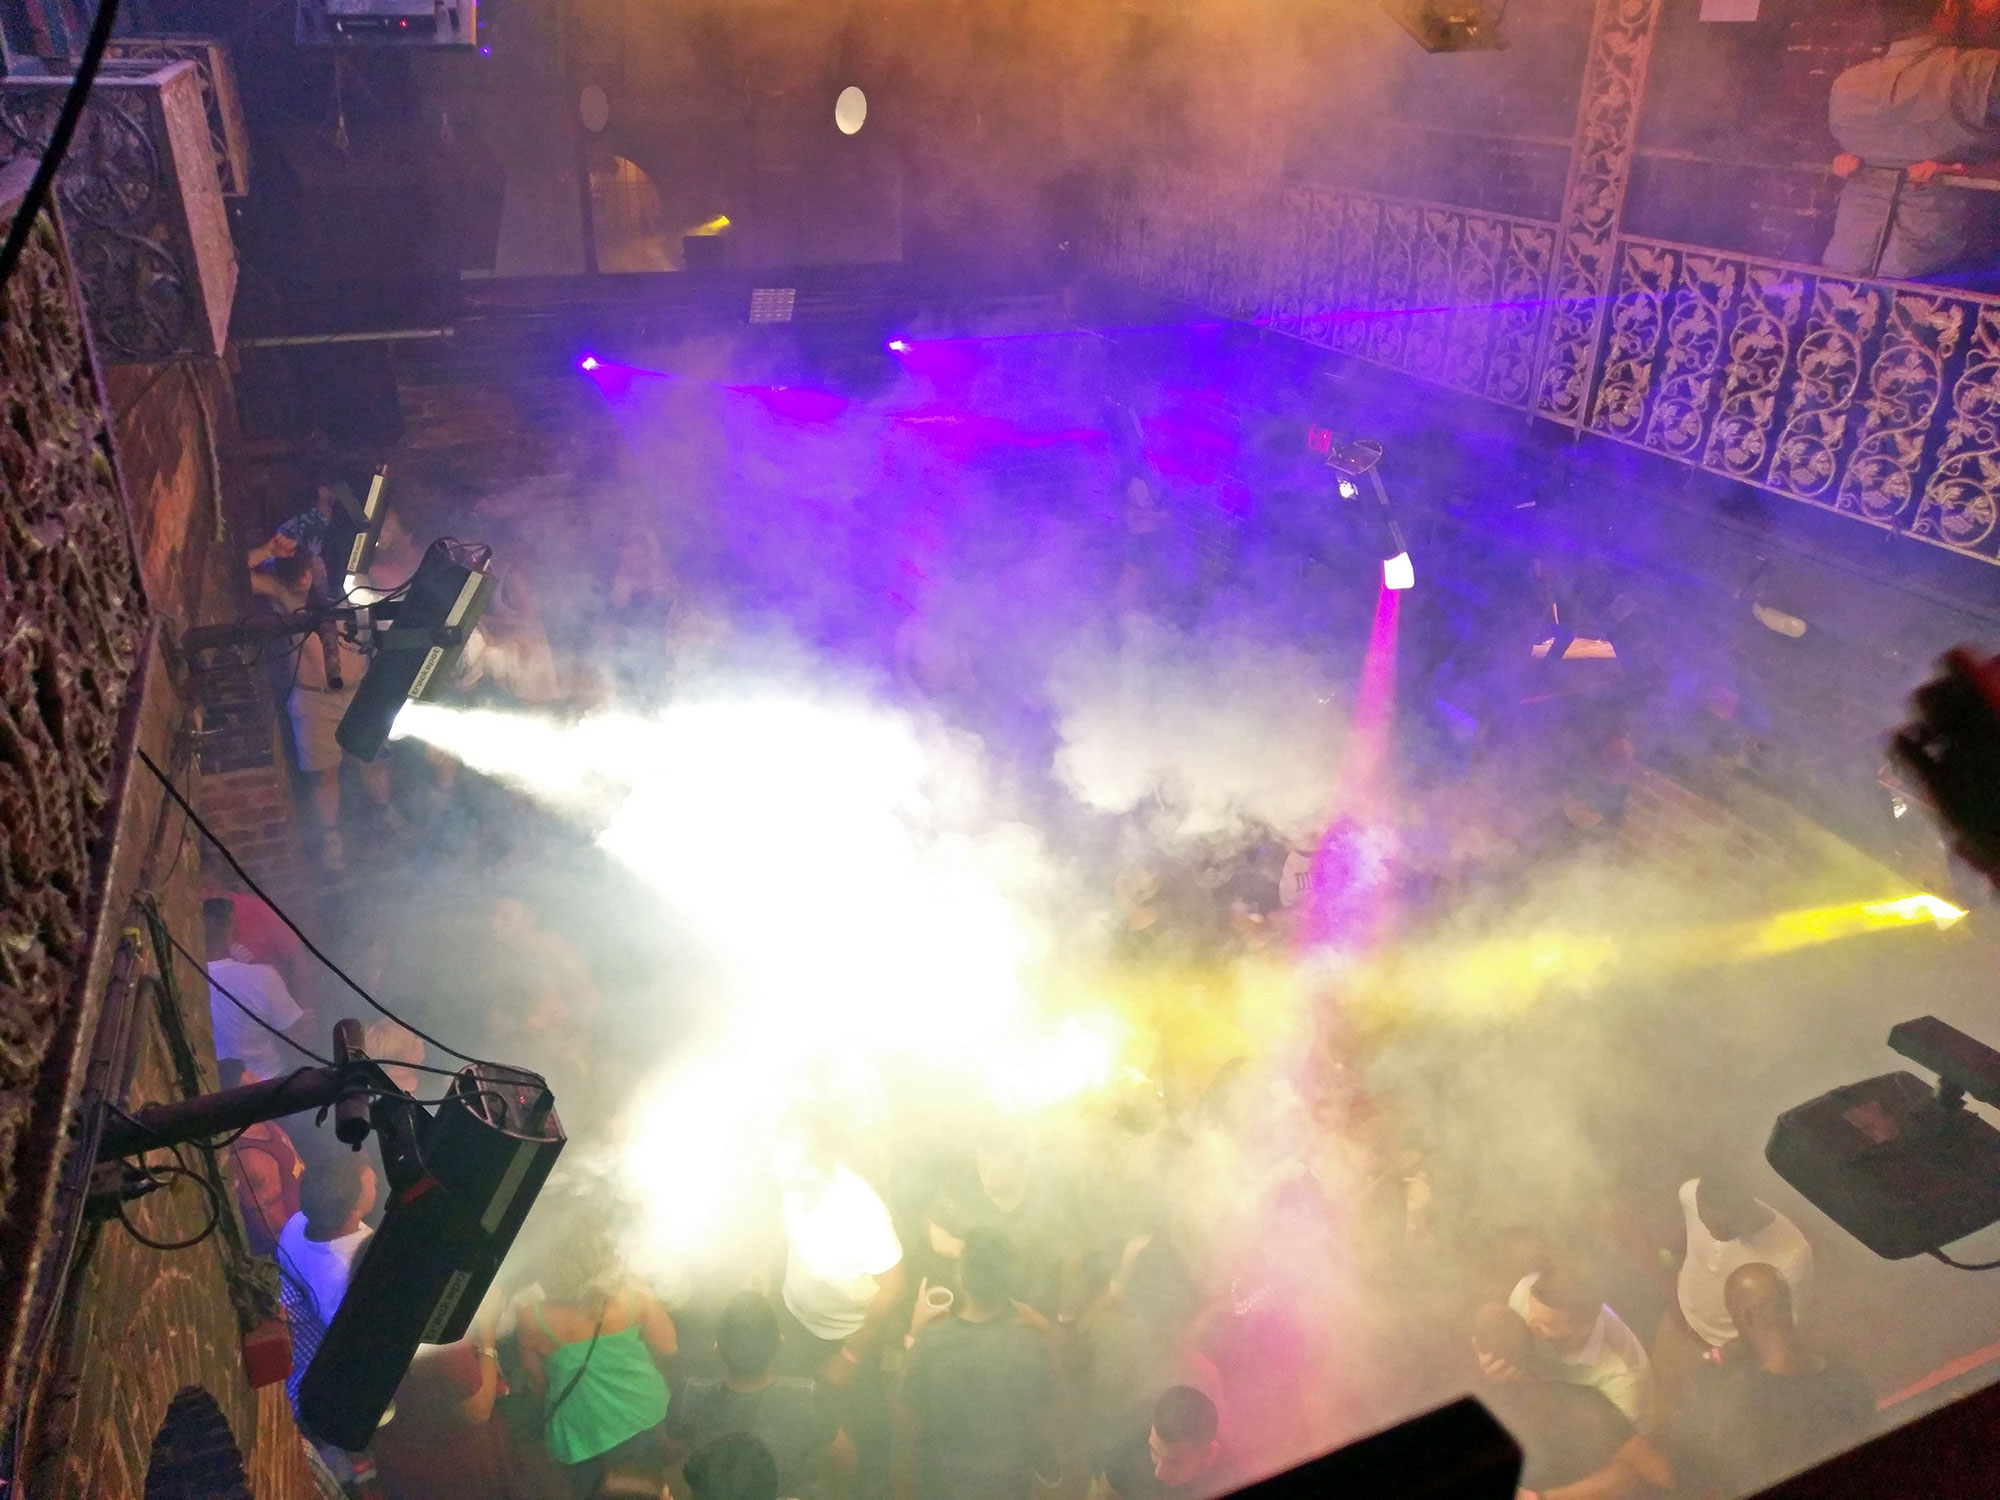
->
[[0, 156, 316, 1498], [0, 159, 153, 1423]]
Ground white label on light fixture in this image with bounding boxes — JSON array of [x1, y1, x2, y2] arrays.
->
[[421, 1269, 474, 1343], [410, 646, 447, 699]]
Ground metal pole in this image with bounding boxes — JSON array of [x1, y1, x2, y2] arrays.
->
[[1868, 168, 1907, 280], [96, 1064, 372, 1161], [234, 328, 455, 349]]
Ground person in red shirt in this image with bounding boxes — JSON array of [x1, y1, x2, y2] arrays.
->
[[218, 1058, 304, 1256], [223, 890, 304, 970]]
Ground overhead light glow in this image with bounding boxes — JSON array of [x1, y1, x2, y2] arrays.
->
[[1382, 551, 1415, 591], [835, 85, 868, 135], [1338, 480, 1358, 500], [580, 355, 600, 372], [887, 339, 909, 353], [389, 695, 1142, 1265]]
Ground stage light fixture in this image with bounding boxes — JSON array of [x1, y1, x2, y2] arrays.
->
[[1338, 480, 1359, 499], [336, 540, 496, 761], [297, 0, 476, 46], [1382, 0, 1508, 52], [887, 338, 909, 352], [580, 355, 600, 371], [1770, 1016, 2000, 1260], [1383, 551, 1415, 591], [299, 1062, 565, 1449], [95, 1021, 563, 1453], [342, 464, 391, 593]]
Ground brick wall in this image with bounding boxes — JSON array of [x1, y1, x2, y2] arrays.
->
[[391, 372, 622, 497], [20, 643, 318, 1500], [1626, 0, 1881, 260], [188, 643, 313, 916], [1126, 0, 1888, 257], [102, 361, 233, 632]]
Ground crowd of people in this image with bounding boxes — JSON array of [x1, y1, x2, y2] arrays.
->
[[192, 351, 1918, 1500], [203, 850, 1884, 1500]]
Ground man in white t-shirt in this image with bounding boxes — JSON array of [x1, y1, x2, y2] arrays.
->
[[1677, 1175, 1813, 1346], [277, 1149, 378, 1326], [205, 898, 306, 1079], [1653, 1172, 1815, 1409], [775, 1124, 906, 1498], [1505, 1268, 1655, 1429], [276, 1147, 378, 1410], [779, 1150, 906, 1365]]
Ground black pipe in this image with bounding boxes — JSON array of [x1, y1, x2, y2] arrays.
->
[[96, 1065, 371, 1161]]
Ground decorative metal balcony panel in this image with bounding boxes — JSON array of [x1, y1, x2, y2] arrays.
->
[[1535, 0, 1664, 426], [1590, 237, 2000, 563], [106, 35, 251, 197], [1098, 168, 1558, 411], [0, 58, 236, 361]]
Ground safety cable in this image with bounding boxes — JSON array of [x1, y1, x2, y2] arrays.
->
[[158, 923, 473, 1083], [137, 747, 492, 1066]]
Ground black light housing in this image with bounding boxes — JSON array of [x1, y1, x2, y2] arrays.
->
[[1768, 1017, 2000, 1260], [298, 1064, 564, 1450], [1383, 0, 1509, 52], [336, 540, 495, 761]]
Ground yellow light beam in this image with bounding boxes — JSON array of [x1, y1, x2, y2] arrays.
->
[[1348, 892, 1965, 1025]]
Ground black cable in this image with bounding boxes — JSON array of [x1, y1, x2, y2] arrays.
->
[[1928, 1248, 2000, 1271], [165, 933, 336, 1067], [157, 925, 470, 1082], [0, 0, 124, 297], [137, 747, 491, 1066], [114, 1160, 224, 1252]]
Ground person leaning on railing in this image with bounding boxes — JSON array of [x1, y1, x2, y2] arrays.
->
[[1824, 0, 2000, 279]]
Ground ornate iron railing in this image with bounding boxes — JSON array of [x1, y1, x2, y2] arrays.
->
[[1098, 168, 1558, 411], [1094, 171, 2000, 567], [1589, 235, 2000, 563]]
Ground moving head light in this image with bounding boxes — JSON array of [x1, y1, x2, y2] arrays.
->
[[298, 1063, 564, 1450], [1383, 0, 1508, 52], [1768, 1016, 2000, 1260], [336, 538, 495, 761]]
